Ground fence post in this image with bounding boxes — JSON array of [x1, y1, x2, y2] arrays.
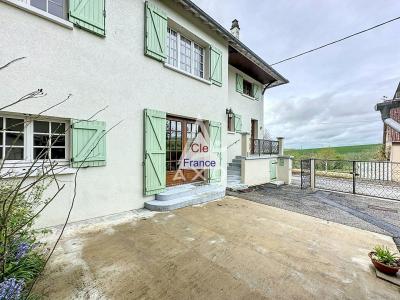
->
[[310, 158, 315, 190], [277, 137, 284, 156], [352, 161, 356, 194]]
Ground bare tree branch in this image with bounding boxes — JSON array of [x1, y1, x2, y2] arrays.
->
[[0, 57, 26, 71]]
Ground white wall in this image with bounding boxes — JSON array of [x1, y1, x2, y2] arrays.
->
[[0, 0, 232, 227], [227, 66, 264, 163]]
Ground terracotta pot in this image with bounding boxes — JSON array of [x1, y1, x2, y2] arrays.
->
[[369, 252, 400, 276]]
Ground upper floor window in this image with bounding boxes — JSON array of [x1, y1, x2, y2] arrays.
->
[[243, 80, 253, 97], [166, 27, 205, 79], [28, 0, 67, 19]]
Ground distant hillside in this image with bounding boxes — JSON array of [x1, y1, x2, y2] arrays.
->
[[286, 144, 384, 166]]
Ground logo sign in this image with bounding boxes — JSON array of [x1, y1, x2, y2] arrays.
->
[[173, 120, 220, 183], [179, 120, 219, 170]]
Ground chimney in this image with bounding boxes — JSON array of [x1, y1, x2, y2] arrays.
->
[[230, 19, 240, 39]]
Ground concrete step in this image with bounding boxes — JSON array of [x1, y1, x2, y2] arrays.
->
[[155, 183, 220, 201], [232, 158, 243, 164], [227, 170, 240, 176], [145, 185, 225, 212], [228, 175, 241, 180], [226, 183, 249, 192], [227, 165, 241, 172], [229, 162, 241, 167], [265, 180, 285, 188]]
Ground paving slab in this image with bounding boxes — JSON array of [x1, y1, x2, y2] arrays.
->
[[35, 196, 400, 299]]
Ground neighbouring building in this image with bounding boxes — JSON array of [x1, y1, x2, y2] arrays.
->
[[0, 0, 290, 227], [383, 82, 400, 161]]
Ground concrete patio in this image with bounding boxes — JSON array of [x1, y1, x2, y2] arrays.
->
[[35, 196, 399, 299]]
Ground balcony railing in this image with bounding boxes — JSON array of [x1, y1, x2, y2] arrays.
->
[[251, 139, 279, 156]]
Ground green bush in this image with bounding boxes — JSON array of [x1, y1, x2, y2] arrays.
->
[[0, 179, 51, 299]]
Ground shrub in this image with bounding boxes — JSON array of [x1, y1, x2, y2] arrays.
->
[[0, 178, 51, 299]]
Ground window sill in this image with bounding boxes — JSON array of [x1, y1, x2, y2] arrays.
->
[[2, 0, 74, 29], [164, 63, 212, 85], [238, 92, 258, 101], [0, 161, 76, 178]]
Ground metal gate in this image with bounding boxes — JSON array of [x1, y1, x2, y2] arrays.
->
[[313, 159, 400, 201], [300, 159, 311, 189]]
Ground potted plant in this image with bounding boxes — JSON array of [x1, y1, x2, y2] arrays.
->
[[369, 245, 400, 275]]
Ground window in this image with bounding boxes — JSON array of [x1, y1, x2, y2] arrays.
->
[[167, 28, 178, 67], [0, 117, 25, 160], [33, 121, 66, 160], [30, 0, 67, 19], [193, 44, 204, 78], [0, 115, 68, 162], [166, 27, 205, 79], [180, 36, 192, 73], [243, 80, 253, 97], [166, 119, 182, 171]]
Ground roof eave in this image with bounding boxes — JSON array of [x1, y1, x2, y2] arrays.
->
[[175, 0, 289, 87]]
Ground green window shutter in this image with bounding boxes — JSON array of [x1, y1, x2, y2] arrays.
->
[[209, 121, 222, 183], [210, 46, 222, 86], [234, 114, 242, 133], [236, 74, 243, 93], [253, 84, 261, 100], [145, 1, 167, 62], [144, 109, 166, 195], [71, 120, 106, 168], [69, 0, 106, 36]]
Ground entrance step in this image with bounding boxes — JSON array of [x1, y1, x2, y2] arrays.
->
[[226, 183, 249, 192], [145, 184, 225, 212], [265, 180, 285, 188]]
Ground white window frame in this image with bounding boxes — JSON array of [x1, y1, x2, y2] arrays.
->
[[0, 114, 70, 165], [166, 27, 205, 80], [32, 119, 68, 161], [22, 0, 68, 19], [2, 0, 73, 29]]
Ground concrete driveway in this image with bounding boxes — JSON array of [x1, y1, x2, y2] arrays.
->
[[36, 196, 399, 299]]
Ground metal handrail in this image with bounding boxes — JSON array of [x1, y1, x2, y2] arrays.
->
[[251, 138, 279, 155]]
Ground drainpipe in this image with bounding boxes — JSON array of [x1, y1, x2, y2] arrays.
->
[[375, 100, 400, 132]]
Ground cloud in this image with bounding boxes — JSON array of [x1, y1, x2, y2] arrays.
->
[[193, 0, 400, 148]]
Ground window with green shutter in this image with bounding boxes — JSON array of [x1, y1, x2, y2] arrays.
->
[[210, 46, 222, 86], [145, 1, 168, 62], [144, 109, 166, 195], [71, 120, 106, 168], [236, 74, 243, 93], [253, 84, 261, 100], [209, 121, 221, 183], [234, 114, 242, 133], [69, 0, 106, 36]]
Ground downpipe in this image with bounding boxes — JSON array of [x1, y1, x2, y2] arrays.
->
[[375, 100, 400, 133]]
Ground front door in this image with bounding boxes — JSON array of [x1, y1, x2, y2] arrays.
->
[[251, 119, 258, 154], [166, 116, 205, 186], [269, 159, 277, 180]]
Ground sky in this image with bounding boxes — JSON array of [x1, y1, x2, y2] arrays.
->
[[193, 0, 400, 149]]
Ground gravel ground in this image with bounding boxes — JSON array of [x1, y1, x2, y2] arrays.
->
[[227, 184, 400, 249]]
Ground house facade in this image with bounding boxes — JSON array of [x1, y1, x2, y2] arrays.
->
[[0, 0, 289, 227]]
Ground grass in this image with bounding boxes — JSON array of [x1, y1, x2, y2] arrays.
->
[[286, 144, 385, 169], [286, 144, 383, 160]]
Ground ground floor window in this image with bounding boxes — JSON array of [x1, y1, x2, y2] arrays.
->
[[30, 0, 68, 19], [0, 115, 69, 162]]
